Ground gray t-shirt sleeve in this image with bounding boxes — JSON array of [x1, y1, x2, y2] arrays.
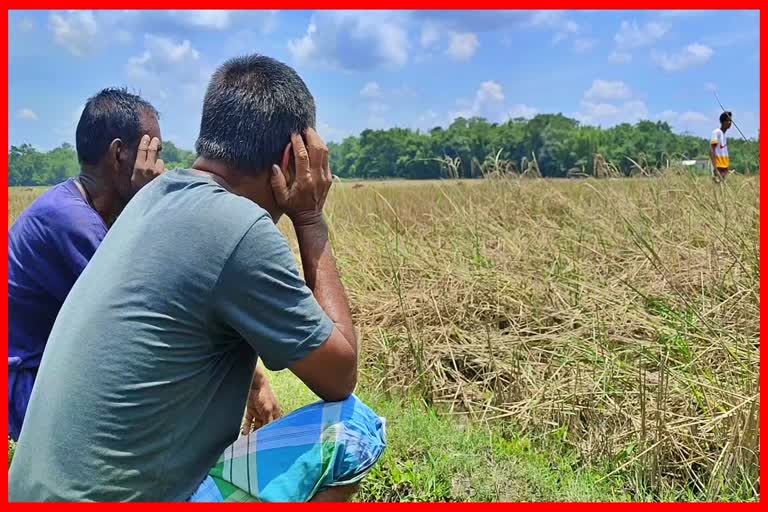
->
[[213, 215, 334, 371]]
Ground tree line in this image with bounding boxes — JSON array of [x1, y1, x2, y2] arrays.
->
[[8, 114, 760, 186], [329, 115, 760, 179], [8, 141, 196, 187]]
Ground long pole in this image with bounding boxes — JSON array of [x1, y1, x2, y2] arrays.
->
[[713, 90, 751, 142]]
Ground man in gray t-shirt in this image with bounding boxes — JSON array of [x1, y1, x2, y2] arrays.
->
[[10, 55, 362, 502]]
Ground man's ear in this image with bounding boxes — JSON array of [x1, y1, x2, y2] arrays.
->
[[108, 138, 124, 169]]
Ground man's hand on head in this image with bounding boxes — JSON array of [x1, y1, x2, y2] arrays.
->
[[131, 135, 165, 194], [270, 128, 333, 227]]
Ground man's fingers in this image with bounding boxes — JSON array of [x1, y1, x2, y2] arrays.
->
[[305, 128, 327, 169], [136, 135, 151, 165], [241, 410, 254, 435], [154, 158, 165, 175], [304, 128, 326, 152], [145, 137, 161, 165], [270, 164, 290, 205], [290, 133, 310, 178], [322, 150, 331, 183], [281, 143, 293, 189]]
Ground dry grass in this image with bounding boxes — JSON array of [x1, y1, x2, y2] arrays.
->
[[10, 172, 759, 500], [8, 187, 47, 226], [283, 173, 759, 500]]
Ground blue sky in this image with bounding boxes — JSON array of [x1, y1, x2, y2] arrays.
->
[[8, 9, 761, 151]]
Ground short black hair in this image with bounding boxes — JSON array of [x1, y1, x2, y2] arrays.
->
[[720, 111, 732, 124], [75, 87, 158, 165], [195, 54, 316, 173]]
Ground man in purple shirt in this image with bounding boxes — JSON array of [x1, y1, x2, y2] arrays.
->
[[8, 88, 165, 440]]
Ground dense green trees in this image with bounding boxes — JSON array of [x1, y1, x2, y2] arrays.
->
[[8, 141, 197, 186], [8, 115, 759, 186], [330, 115, 759, 179]]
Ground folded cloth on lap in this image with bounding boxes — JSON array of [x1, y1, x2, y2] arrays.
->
[[188, 476, 224, 502], [196, 394, 386, 502]]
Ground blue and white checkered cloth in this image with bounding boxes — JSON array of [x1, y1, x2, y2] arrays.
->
[[188, 394, 386, 502]]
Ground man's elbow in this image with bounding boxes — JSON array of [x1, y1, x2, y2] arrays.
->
[[329, 351, 359, 402], [291, 329, 359, 403], [321, 371, 357, 403]]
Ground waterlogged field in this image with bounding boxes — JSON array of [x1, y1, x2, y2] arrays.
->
[[8, 173, 760, 501]]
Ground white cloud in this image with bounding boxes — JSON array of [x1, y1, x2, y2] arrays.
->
[[476, 81, 504, 103], [126, 35, 209, 108], [608, 51, 632, 64], [508, 104, 538, 119], [451, 81, 505, 122], [49, 10, 278, 57], [659, 110, 678, 122], [286, 22, 317, 61], [553, 21, 579, 43], [49, 10, 100, 56], [578, 79, 648, 126], [705, 82, 718, 91], [360, 82, 382, 98], [573, 38, 596, 53], [103, 9, 278, 34], [18, 19, 34, 32], [660, 110, 709, 123], [580, 100, 648, 126], [447, 32, 479, 61], [450, 81, 538, 123], [167, 10, 233, 30], [657, 110, 712, 134], [288, 11, 408, 71], [584, 80, 633, 102], [159, 10, 279, 33], [657, 10, 707, 18], [127, 35, 201, 82], [18, 108, 38, 121], [412, 10, 580, 46], [528, 10, 567, 27], [654, 43, 713, 72], [528, 10, 579, 43], [421, 23, 441, 48], [679, 111, 709, 123], [614, 21, 668, 49], [317, 121, 350, 143]]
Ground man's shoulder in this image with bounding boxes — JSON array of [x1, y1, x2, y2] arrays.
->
[[124, 169, 274, 258], [12, 181, 104, 240]]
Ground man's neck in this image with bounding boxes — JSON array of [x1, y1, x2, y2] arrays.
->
[[77, 169, 124, 227], [191, 157, 280, 220]]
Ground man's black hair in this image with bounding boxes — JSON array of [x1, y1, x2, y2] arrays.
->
[[719, 111, 733, 124], [75, 87, 159, 165], [195, 54, 316, 173]]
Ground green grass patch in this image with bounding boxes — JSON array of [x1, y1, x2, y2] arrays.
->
[[266, 369, 630, 502]]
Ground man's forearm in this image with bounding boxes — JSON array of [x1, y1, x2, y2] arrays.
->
[[294, 216, 357, 353]]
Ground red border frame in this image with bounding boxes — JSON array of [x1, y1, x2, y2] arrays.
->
[[1, 5, 764, 508]]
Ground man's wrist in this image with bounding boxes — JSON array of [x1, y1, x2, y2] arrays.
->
[[291, 211, 328, 231], [251, 365, 267, 389]]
